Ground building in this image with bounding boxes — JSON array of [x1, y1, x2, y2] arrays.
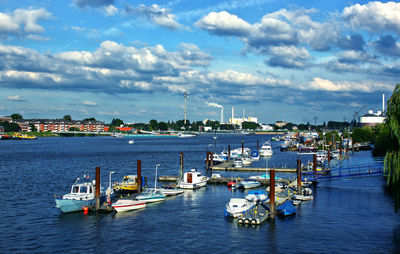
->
[[229, 117, 258, 126], [0, 116, 12, 122], [261, 124, 274, 131], [359, 110, 386, 127], [14, 119, 105, 132]]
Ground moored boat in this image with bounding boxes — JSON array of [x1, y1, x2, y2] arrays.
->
[[277, 200, 296, 216], [245, 190, 268, 203], [225, 198, 253, 217], [55, 174, 105, 213], [259, 141, 273, 157], [112, 199, 146, 212], [136, 188, 166, 203], [237, 180, 260, 189], [177, 169, 208, 189], [160, 185, 184, 196]]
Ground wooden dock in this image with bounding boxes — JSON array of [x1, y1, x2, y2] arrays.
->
[[208, 161, 296, 172], [158, 175, 290, 186]]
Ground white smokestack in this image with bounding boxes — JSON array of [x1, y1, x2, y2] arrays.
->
[[208, 102, 224, 123], [382, 93, 385, 114], [232, 106, 234, 124]]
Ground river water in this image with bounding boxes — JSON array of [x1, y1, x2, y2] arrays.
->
[[0, 134, 399, 253]]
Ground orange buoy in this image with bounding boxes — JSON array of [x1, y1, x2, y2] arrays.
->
[[83, 206, 89, 214]]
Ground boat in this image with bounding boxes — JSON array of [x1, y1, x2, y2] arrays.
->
[[227, 178, 238, 188], [112, 199, 146, 212], [136, 188, 166, 203], [211, 173, 222, 178], [293, 188, 313, 201], [112, 132, 124, 138], [225, 198, 253, 217], [136, 164, 167, 202], [0, 133, 11, 140], [241, 155, 253, 166], [177, 169, 208, 189], [276, 199, 296, 216], [251, 151, 260, 161], [159, 185, 184, 196], [249, 174, 281, 180], [245, 190, 268, 203], [113, 175, 140, 194], [55, 174, 104, 213], [128, 139, 134, 144], [178, 133, 196, 138], [233, 158, 242, 168], [259, 142, 273, 157], [237, 180, 260, 189]]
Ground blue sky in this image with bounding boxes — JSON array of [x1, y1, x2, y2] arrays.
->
[[0, 0, 399, 124]]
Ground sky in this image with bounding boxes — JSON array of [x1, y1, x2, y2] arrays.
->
[[0, 0, 399, 124]]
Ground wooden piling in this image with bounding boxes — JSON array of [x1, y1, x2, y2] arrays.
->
[[297, 159, 302, 191], [210, 152, 213, 167], [241, 140, 244, 156], [95, 166, 100, 210], [312, 154, 317, 174], [269, 169, 276, 218], [257, 140, 259, 151], [328, 148, 331, 166], [137, 160, 142, 194], [206, 152, 210, 169], [228, 145, 231, 160], [180, 152, 184, 178]]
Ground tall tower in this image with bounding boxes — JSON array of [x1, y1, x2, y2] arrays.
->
[[231, 106, 234, 124], [184, 92, 188, 125], [221, 106, 224, 124]]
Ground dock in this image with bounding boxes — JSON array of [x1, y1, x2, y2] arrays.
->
[[211, 161, 296, 172], [158, 175, 290, 186], [237, 203, 270, 225]]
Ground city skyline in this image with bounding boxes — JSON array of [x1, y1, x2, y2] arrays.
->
[[0, 0, 399, 124]]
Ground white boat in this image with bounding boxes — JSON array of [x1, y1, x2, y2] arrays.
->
[[316, 150, 328, 164], [160, 186, 184, 196], [128, 139, 134, 144], [237, 180, 260, 189], [112, 199, 146, 212], [55, 175, 104, 213], [177, 169, 208, 189], [233, 158, 242, 168], [293, 188, 313, 201], [136, 188, 166, 203], [225, 198, 253, 217], [259, 142, 273, 157], [241, 155, 253, 166], [178, 133, 196, 138], [245, 190, 268, 203]]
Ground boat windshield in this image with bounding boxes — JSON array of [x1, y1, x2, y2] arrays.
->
[[72, 186, 79, 193], [81, 186, 88, 193]]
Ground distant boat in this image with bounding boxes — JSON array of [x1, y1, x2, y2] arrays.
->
[[237, 180, 260, 189], [259, 141, 273, 157], [128, 139, 134, 144], [112, 199, 146, 212], [178, 133, 196, 138]]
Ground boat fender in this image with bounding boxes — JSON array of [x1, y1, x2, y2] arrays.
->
[[251, 219, 257, 224]]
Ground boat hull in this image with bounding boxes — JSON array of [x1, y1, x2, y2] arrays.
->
[[55, 197, 104, 213], [112, 200, 146, 212], [178, 180, 207, 189]]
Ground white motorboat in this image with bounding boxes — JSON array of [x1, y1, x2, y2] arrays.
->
[[245, 190, 268, 203], [177, 169, 208, 189], [159, 186, 184, 196], [293, 188, 313, 201], [241, 155, 253, 166], [178, 133, 196, 138], [112, 199, 146, 212], [128, 139, 134, 144], [225, 198, 254, 217], [259, 142, 273, 157], [237, 180, 260, 189], [136, 188, 166, 203], [233, 158, 242, 168]]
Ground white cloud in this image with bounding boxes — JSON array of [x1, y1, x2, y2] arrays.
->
[[343, 1, 400, 35], [125, 4, 184, 30], [5, 95, 26, 101], [82, 100, 97, 106], [0, 8, 52, 38], [104, 5, 118, 16], [195, 11, 252, 36], [306, 77, 393, 92]]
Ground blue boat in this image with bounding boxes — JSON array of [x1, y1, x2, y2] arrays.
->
[[55, 175, 105, 213], [276, 200, 296, 216]]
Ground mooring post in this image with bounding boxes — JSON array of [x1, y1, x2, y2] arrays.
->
[[269, 169, 276, 218], [210, 152, 214, 167], [297, 159, 302, 191], [228, 145, 231, 160], [328, 148, 331, 166], [241, 140, 244, 156], [137, 160, 142, 194], [257, 139, 259, 151], [95, 166, 100, 210], [206, 152, 210, 169], [180, 152, 184, 177], [312, 153, 317, 175], [351, 138, 354, 153]]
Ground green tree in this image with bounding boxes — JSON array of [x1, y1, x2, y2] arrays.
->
[[158, 121, 169, 131], [351, 127, 374, 143], [381, 84, 400, 190], [242, 121, 261, 130], [83, 117, 96, 121], [149, 119, 158, 130], [29, 124, 37, 132], [111, 118, 123, 127], [69, 127, 80, 131], [63, 115, 72, 121], [0, 121, 21, 131], [10, 113, 23, 121]]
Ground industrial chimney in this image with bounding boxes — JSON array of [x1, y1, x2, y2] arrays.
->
[[382, 93, 385, 115]]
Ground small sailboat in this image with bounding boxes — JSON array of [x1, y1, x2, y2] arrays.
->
[[136, 164, 166, 203]]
